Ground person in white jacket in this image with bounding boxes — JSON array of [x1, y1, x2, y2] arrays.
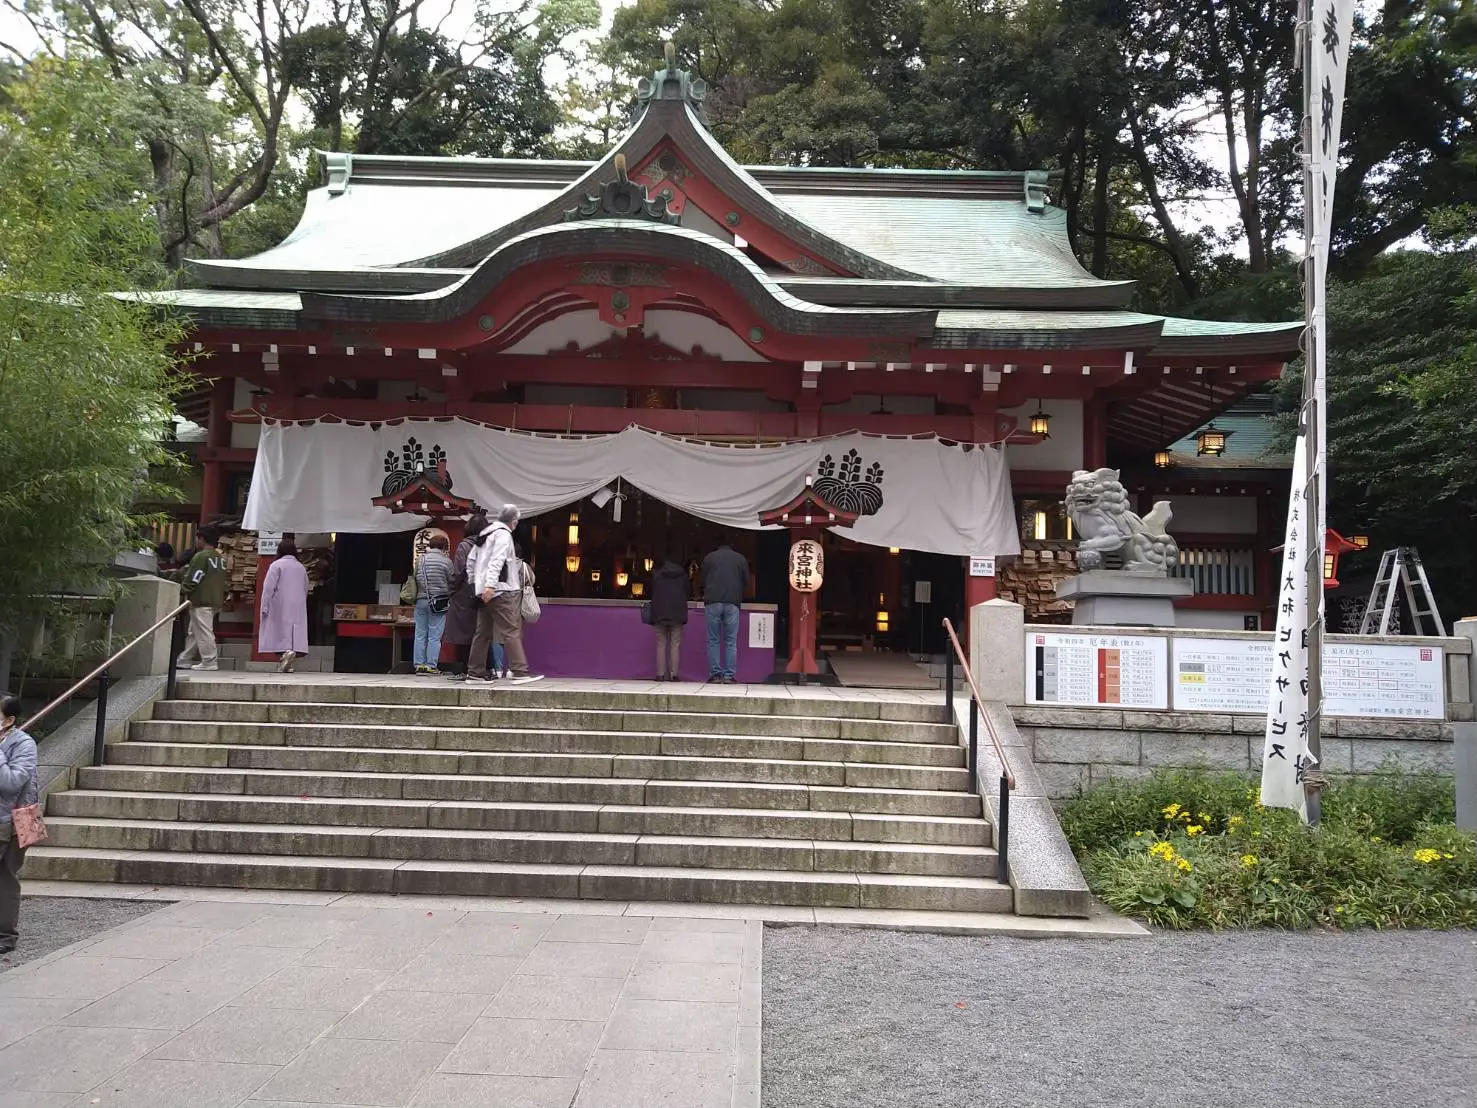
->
[[468, 504, 536, 680]]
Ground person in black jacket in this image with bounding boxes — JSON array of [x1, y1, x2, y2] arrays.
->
[[649, 555, 691, 681]]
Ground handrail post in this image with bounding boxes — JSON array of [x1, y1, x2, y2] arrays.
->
[[166, 609, 186, 701], [944, 635, 955, 711], [92, 669, 110, 767], [997, 773, 1011, 883], [968, 695, 979, 782]]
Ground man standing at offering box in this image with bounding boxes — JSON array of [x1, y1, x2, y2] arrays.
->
[[701, 540, 749, 683]]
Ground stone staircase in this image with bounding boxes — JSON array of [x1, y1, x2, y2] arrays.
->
[[28, 678, 1012, 913]]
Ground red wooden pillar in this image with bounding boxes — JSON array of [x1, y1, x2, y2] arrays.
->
[[199, 376, 233, 522], [1083, 397, 1108, 470], [251, 550, 277, 661]]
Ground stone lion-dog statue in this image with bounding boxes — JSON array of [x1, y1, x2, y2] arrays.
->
[[1064, 467, 1179, 575]]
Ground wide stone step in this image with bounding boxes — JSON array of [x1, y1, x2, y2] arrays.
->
[[178, 678, 948, 723], [41, 817, 997, 877], [108, 741, 970, 792], [49, 791, 992, 845], [155, 699, 955, 743], [132, 720, 965, 766], [76, 764, 983, 817], [24, 847, 1012, 911]]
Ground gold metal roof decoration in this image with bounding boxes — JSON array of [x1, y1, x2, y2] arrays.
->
[[636, 40, 709, 126], [563, 155, 680, 225]]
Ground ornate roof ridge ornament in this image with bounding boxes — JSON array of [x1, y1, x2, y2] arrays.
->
[[635, 40, 709, 127], [1024, 169, 1049, 215], [563, 154, 680, 225]]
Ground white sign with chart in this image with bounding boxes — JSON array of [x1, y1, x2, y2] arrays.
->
[[1026, 632, 1168, 709], [1171, 638, 1445, 719]]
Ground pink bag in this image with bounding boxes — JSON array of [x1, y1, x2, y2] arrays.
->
[[11, 804, 46, 849]]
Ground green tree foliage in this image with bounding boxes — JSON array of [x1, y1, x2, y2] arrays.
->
[[14, 0, 599, 267], [0, 61, 186, 686]]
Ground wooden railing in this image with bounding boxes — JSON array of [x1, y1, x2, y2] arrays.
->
[[1172, 545, 1258, 596]]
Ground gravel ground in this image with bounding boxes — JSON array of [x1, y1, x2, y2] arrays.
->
[[764, 926, 1477, 1108], [1, 896, 167, 971]]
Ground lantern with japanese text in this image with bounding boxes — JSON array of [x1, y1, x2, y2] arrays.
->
[[788, 539, 824, 593], [759, 478, 858, 677]]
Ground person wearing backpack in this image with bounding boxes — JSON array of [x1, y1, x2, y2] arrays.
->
[[444, 512, 487, 678], [413, 533, 455, 675], [174, 526, 229, 672]]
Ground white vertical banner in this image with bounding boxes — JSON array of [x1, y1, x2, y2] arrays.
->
[[1261, 0, 1355, 821], [1307, 0, 1356, 563], [1261, 440, 1313, 819]]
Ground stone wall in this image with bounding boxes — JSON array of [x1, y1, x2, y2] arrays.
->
[[1010, 705, 1456, 801]]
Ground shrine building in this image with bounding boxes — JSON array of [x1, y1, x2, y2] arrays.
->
[[155, 50, 1302, 676]]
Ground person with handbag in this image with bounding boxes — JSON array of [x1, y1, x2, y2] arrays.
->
[[468, 504, 540, 682], [648, 554, 690, 681], [1, 691, 41, 955], [412, 533, 455, 675]]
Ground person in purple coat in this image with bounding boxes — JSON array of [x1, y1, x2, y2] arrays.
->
[[258, 539, 310, 672]]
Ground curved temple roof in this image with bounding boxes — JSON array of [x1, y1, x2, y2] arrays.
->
[[177, 52, 1300, 366]]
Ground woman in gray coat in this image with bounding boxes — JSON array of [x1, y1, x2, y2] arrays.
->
[[443, 513, 487, 675], [0, 691, 39, 955]]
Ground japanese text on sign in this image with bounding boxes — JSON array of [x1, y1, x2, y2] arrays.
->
[[1026, 632, 1168, 709]]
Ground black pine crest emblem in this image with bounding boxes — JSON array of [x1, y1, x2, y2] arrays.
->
[[813, 448, 884, 516], [382, 437, 451, 496]]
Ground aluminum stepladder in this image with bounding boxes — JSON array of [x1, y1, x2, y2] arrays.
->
[[1358, 547, 1446, 636]]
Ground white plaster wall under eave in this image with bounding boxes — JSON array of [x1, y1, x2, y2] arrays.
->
[[1165, 494, 1259, 534], [230, 377, 261, 450], [1002, 399, 1083, 471]]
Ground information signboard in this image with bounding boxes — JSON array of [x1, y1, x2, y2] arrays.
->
[[1170, 638, 1445, 719], [1026, 632, 1168, 709]]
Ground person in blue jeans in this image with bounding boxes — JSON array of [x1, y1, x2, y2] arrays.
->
[[700, 540, 750, 683], [413, 533, 455, 674]]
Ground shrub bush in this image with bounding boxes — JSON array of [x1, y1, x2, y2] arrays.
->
[[1060, 769, 1476, 930]]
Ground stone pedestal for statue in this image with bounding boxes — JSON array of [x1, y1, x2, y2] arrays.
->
[[1055, 570, 1193, 627]]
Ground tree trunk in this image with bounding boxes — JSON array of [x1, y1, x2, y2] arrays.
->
[[1090, 137, 1112, 277], [0, 639, 12, 697]]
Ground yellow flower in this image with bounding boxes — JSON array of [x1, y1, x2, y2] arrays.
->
[[1186, 825, 1204, 836], [1149, 842, 1176, 862], [1443, 853, 1454, 859], [1335, 906, 1344, 913], [1175, 858, 1193, 873], [1370, 836, 1382, 844], [1133, 831, 1144, 837], [1412, 848, 1442, 864], [1197, 812, 1212, 823], [1162, 803, 1182, 819], [1228, 815, 1244, 828], [1179, 812, 1191, 821], [1240, 854, 1258, 868]]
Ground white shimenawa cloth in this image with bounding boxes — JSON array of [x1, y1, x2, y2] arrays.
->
[[244, 420, 1022, 558]]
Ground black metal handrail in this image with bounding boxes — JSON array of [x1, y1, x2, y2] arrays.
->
[[21, 601, 191, 766], [942, 617, 1015, 883]]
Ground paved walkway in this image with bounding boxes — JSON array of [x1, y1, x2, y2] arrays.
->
[[0, 896, 761, 1107]]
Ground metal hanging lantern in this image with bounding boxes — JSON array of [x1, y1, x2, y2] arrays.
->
[[1029, 401, 1050, 438], [1195, 424, 1228, 457], [1154, 414, 1172, 468]]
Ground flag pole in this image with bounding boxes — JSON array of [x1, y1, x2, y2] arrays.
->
[[1297, 0, 1326, 826]]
